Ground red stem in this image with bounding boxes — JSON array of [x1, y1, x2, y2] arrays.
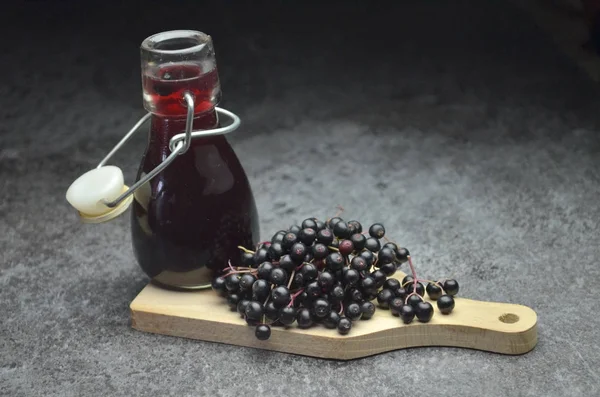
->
[[407, 255, 418, 294], [287, 288, 305, 307]]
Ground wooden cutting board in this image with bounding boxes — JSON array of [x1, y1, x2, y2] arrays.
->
[[130, 273, 537, 360]]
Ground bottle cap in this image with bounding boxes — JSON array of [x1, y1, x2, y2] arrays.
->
[[66, 166, 133, 223]]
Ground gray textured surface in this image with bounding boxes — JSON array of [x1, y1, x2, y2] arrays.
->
[[2, 1, 600, 396]]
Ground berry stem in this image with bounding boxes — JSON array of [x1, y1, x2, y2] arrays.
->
[[328, 246, 340, 252], [404, 292, 424, 305], [287, 288, 305, 307], [287, 270, 296, 289], [237, 246, 255, 254], [222, 269, 257, 277], [264, 286, 274, 306], [416, 278, 447, 294], [407, 255, 418, 294]]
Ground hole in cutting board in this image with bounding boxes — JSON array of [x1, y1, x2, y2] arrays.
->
[[499, 313, 519, 324]]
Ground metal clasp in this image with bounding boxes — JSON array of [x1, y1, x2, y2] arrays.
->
[[97, 92, 241, 208]]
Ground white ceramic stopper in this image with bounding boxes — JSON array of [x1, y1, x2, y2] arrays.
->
[[66, 166, 125, 216]]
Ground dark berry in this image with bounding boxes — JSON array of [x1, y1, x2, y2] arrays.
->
[[252, 279, 270, 301], [345, 302, 363, 321], [265, 301, 279, 320], [426, 282, 443, 300], [415, 301, 434, 323], [300, 263, 318, 281], [316, 229, 334, 245], [329, 285, 346, 303], [349, 233, 366, 251], [348, 288, 364, 303], [227, 293, 240, 310], [253, 248, 270, 264], [360, 301, 376, 320], [296, 308, 314, 328], [368, 223, 385, 239], [312, 298, 331, 318], [347, 220, 363, 234], [312, 243, 329, 259], [363, 290, 378, 301], [407, 294, 422, 308], [401, 275, 415, 288], [437, 295, 455, 314], [395, 247, 410, 263], [298, 228, 317, 246], [289, 242, 308, 264], [291, 272, 304, 288], [389, 297, 404, 316], [342, 268, 360, 286], [382, 242, 398, 253], [239, 274, 257, 291], [301, 218, 318, 231], [303, 252, 314, 263], [383, 278, 401, 291], [268, 242, 285, 261], [211, 276, 227, 296], [306, 281, 321, 299], [279, 307, 297, 326], [350, 256, 368, 271], [359, 250, 375, 265], [337, 317, 352, 335], [326, 216, 343, 229], [278, 255, 296, 272], [377, 288, 394, 309], [338, 240, 354, 256], [399, 304, 415, 324], [413, 282, 425, 297], [225, 274, 240, 291], [271, 230, 287, 244], [365, 237, 381, 252], [380, 262, 397, 277], [377, 247, 396, 265], [443, 279, 459, 296], [255, 324, 271, 340], [371, 270, 386, 288], [394, 287, 408, 300], [317, 271, 336, 291], [237, 299, 250, 316], [241, 252, 255, 267], [314, 219, 326, 231], [323, 311, 341, 328], [246, 317, 260, 326], [325, 252, 345, 271], [288, 225, 302, 234], [281, 232, 298, 250], [269, 268, 288, 286], [333, 221, 352, 239], [360, 276, 376, 291], [271, 286, 291, 308], [257, 261, 274, 280], [245, 301, 264, 320]]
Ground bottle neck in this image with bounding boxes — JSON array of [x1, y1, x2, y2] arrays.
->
[[146, 109, 219, 158], [150, 108, 218, 138]]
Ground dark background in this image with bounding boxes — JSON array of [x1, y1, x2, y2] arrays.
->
[[2, 1, 600, 396]]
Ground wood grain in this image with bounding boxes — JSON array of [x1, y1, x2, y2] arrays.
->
[[130, 273, 537, 360]]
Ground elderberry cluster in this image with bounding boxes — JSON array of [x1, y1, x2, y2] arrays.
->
[[211, 217, 460, 340]]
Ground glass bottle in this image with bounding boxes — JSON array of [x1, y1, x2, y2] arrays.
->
[[131, 30, 259, 289]]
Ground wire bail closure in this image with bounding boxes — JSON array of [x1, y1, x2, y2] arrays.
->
[[97, 92, 241, 209]]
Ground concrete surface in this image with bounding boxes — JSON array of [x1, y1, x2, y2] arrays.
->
[[1, 1, 600, 396]]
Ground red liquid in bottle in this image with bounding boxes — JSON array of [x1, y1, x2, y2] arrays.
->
[[132, 63, 259, 289]]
